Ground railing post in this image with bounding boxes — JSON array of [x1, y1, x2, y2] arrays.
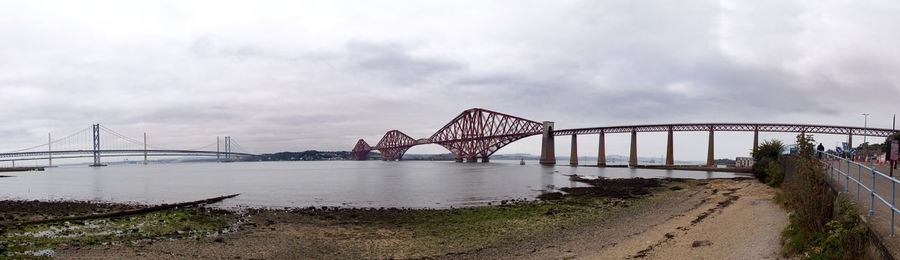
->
[[858, 164, 861, 202], [830, 156, 834, 180], [846, 159, 850, 193], [891, 178, 896, 237], [836, 155, 842, 186], [870, 167, 876, 216]]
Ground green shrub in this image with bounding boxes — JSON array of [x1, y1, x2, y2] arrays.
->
[[766, 160, 784, 187], [753, 139, 785, 186], [754, 139, 785, 162], [780, 134, 868, 259], [753, 157, 772, 183]]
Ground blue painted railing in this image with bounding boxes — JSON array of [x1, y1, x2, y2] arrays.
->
[[820, 152, 898, 237]]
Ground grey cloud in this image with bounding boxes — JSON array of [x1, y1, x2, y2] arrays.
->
[[345, 41, 465, 84], [0, 0, 898, 160]]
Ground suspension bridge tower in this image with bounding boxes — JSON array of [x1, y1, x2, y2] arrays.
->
[[90, 124, 106, 167]]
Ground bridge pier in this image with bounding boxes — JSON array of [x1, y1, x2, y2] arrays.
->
[[456, 158, 464, 163], [481, 157, 490, 163], [224, 136, 232, 161], [466, 157, 477, 163], [629, 130, 637, 167], [753, 126, 759, 156], [707, 127, 715, 167], [597, 131, 606, 167], [848, 132, 853, 158], [143, 132, 148, 165], [539, 121, 556, 165], [666, 126, 674, 166], [47, 133, 52, 167], [570, 135, 578, 166]]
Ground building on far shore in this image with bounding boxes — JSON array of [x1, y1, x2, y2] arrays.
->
[[735, 157, 754, 168]]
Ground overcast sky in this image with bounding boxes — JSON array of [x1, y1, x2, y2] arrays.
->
[[1, 0, 898, 161]]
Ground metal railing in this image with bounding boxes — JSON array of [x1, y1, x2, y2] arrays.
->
[[820, 152, 898, 237]]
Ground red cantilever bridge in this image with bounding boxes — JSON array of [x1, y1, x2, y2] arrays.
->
[[353, 108, 899, 165], [353, 108, 544, 162]]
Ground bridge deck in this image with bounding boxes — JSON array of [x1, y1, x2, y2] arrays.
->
[[0, 150, 256, 162], [553, 123, 896, 137]]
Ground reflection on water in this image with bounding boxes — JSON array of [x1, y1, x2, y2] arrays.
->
[[0, 160, 746, 209]]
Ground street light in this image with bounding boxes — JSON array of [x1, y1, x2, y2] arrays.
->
[[863, 113, 869, 164]]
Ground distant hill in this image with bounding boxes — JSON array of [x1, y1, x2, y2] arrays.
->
[[401, 153, 456, 160], [246, 151, 353, 161]]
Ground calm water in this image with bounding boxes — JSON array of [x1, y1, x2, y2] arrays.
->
[[0, 160, 746, 209]]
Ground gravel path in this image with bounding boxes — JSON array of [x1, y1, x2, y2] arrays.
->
[[585, 179, 788, 259]]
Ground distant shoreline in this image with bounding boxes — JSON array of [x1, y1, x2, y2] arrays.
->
[[0, 167, 44, 172]]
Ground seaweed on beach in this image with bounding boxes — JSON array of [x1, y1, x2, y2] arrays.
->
[[561, 176, 664, 199]]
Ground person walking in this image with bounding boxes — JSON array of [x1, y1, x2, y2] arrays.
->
[[817, 143, 825, 159]]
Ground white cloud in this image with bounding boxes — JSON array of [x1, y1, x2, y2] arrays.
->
[[0, 0, 898, 160]]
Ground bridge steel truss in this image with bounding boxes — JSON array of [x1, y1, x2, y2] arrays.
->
[[373, 130, 417, 161], [356, 109, 900, 166], [355, 108, 544, 162], [429, 108, 543, 162], [551, 123, 898, 137], [351, 139, 372, 160], [549, 123, 898, 167]]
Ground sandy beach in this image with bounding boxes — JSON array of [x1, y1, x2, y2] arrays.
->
[[1, 177, 787, 259]]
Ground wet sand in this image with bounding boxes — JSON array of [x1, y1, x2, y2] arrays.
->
[[1, 177, 787, 259]]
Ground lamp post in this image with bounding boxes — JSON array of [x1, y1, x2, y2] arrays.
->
[[863, 113, 870, 164]]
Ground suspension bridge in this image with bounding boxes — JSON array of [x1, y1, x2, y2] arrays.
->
[[0, 124, 255, 167], [353, 108, 899, 165]]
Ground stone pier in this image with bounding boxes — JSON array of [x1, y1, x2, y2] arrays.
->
[[597, 131, 606, 167], [666, 126, 674, 166], [753, 126, 759, 155], [629, 130, 638, 167], [539, 121, 556, 165], [570, 135, 578, 166], [707, 127, 715, 166]]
